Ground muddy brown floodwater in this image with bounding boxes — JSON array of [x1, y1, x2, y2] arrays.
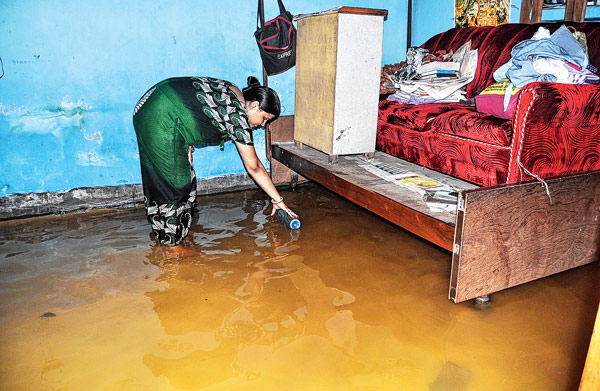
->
[[0, 183, 598, 391]]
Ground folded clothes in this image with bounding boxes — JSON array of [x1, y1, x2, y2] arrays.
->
[[492, 25, 596, 110], [533, 58, 599, 84], [494, 25, 589, 88]]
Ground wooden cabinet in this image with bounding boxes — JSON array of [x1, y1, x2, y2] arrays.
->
[[293, 7, 387, 160]]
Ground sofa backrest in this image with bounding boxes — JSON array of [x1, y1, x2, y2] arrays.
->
[[422, 22, 600, 99]]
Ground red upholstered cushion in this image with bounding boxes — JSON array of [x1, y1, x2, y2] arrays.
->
[[508, 82, 600, 182], [378, 100, 468, 132], [377, 120, 511, 186], [430, 106, 513, 146]]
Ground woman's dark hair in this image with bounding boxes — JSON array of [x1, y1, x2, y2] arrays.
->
[[242, 76, 281, 119]]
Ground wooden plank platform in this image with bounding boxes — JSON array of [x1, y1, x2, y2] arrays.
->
[[272, 142, 478, 251], [272, 141, 600, 303]]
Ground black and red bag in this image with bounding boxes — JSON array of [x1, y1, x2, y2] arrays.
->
[[254, 0, 296, 76]]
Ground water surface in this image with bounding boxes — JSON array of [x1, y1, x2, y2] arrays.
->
[[0, 183, 597, 390]]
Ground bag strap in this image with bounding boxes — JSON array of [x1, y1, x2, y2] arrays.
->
[[257, 0, 289, 28], [276, 0, 287, 15], [257, 0, 265, 28]]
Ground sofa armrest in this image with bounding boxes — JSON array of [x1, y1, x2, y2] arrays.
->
[[507, 82, 600, 183]]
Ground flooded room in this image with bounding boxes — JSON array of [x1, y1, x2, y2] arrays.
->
[[1, 1, 599, 390]]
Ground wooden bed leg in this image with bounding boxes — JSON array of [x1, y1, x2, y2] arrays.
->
[[294, 140, 303, 149], [328, 155, 339, 165]]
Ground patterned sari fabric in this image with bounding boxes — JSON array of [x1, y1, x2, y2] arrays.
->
[[133, 77, 253, 246], [146, 170, 197, 246], [377, 22, 600, 187]]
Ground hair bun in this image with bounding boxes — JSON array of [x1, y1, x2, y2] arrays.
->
[[247, 76, 261, 88], [242, 76, 261, 94]]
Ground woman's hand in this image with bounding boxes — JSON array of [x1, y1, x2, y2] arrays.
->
[[234, 141, 298, 219], [271, 200, 297, 218]]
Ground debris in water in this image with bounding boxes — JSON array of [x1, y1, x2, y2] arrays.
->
[[429, 361, 471, 391], [41, 312, 56, 318]]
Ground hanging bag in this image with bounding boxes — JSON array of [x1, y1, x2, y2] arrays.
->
[[254, 0, 296, 76]]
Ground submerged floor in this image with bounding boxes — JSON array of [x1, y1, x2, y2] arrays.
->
[[0, 183, 598, 391]]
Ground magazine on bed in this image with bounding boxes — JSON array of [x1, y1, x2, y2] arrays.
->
[[350, 156, 459, 213]]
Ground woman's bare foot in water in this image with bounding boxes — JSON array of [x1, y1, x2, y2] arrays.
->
[[165, 245, 198, 258]]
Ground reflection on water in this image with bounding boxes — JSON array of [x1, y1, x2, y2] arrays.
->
[[0, 183, 598, 391]]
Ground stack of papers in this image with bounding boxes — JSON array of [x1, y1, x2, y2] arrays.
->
[[352, 157, 459, 213], [387, 41, 478, 103], [418, 61, 460, 75]]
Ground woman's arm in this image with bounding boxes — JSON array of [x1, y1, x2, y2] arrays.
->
[[235, 141, 297, 217]]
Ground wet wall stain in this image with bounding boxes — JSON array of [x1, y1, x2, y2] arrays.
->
[[0, 99, 145, 195], [2, 99, 89, 136]]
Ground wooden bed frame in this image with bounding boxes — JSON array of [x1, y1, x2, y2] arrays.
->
[[268, 116, 600, 303]]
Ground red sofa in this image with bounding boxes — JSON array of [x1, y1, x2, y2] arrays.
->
[[377, 22, 600, 187]]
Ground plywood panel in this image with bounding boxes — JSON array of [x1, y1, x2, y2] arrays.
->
[[450, 171, 600, 302], [294, 14, 338, 155]]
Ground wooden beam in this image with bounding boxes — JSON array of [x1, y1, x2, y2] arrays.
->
[[450, 170, 600, 302], [531, 0, 544, 23], [521, 0, 587, 23], [520, 0, 532, 23], [520, 0, 544, 23], [269, 116, 306, 185], [263, 68, 270, 161], [338, 7, 388, 17], [566, 0, 588, 22]]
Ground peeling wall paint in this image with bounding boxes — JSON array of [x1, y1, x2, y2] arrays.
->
[[0, 0, 407, 198], [1, 99, 88, 136]]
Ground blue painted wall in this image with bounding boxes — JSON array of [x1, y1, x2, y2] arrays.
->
[[2, 1, 597, 197], [0, 0, 407, 196]]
